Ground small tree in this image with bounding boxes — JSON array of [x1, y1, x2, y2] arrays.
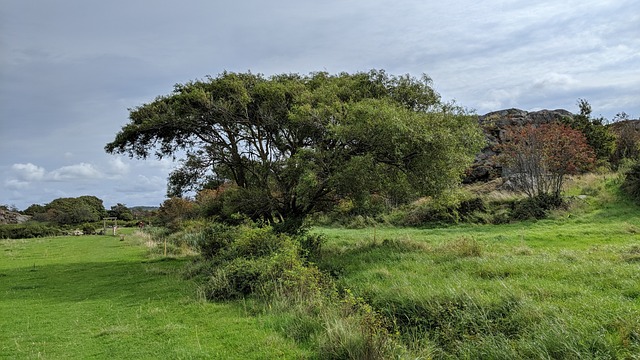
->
[[561, 99, 615, 162], [44, 196, 107, 225], [157, 197, 197, 230], [497, 123, 596, 199]]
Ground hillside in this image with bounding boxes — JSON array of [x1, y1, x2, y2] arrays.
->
[[0, 208, 30, 225]]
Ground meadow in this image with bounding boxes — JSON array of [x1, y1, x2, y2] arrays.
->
[[307, 176, 640, 358], [0, 229, 309, 359], [2, 173, 640, 359]]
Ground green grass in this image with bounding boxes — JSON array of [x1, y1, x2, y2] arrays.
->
[[311, 189, 640, 358], [0, 230, 309, 359], [4, 174, 640, 358]]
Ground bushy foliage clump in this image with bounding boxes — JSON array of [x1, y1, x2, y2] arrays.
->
[[385, 192, 489, 227], [0, 223, 63, 239], [179, 222, 402, 358], [509, 193, 564, 220], [191, 224, 328, 301], [622, 160, 640, 203], [561, 99, 616, 161]]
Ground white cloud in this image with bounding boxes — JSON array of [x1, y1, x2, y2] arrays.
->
[[116, 174, 165, 193], [9, 162, 104, 184], [4, 179, 30, 190], [12, 163, 46, 181], [107, 157, 130, 176], [48, 163, 102, 181], [144, 157, 176, 172]]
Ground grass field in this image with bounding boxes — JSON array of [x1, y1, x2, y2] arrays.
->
[[0, 229, 309, 359], [310, 184, 640, 358], [2, 174, 640, 358]]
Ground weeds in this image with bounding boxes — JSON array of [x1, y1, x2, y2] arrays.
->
[[438, 236, 482, 258]]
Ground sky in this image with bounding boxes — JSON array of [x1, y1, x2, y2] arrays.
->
[[1, 0, 639, 210]]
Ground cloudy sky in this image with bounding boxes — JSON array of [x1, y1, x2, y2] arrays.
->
[[1, 0, 638, 210]]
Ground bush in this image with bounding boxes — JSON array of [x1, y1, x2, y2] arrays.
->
[[0, 223, 63, 239], [197, 223, 236, 260], [81, 223, 98, 235], [385, 193, 488, 227], [296, 233, 325, 262], [510, 193, 563, 220], [622, 161, 640, 203], [194, 224, 328, 301]]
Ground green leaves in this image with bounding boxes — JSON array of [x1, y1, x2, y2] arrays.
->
[[106, 70, 484, 231]]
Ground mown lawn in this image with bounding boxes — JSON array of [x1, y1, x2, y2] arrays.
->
[[0, 231, 309, 359]]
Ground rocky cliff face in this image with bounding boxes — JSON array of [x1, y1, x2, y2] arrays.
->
[[609, 119, 640, 133], [465, 108, 575, 183], [0, 208, 31, 225]]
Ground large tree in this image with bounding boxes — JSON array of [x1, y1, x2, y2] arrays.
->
[[106, 70, 484, 231]]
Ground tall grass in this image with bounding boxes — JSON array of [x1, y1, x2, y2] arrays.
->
[[308, 173, 640, 358]]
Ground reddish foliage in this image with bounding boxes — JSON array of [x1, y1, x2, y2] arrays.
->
[[497, 123, 596, 198]]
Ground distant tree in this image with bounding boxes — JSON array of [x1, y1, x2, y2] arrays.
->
[[23, 204, 46, 217], [108, 203, 134, 221], [44, 196, 107, 225], [0, 204, 19, 212], [105, 70, 485, 232], [561, 99, 615, 161], [497, 123, 596, 199], [157, 197, 197, 229]]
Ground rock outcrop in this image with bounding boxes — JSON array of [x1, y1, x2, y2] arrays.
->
[[465, 108, 575, 183], [0, 208, 32, 225]]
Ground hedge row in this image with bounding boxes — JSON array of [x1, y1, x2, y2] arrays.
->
[[0, 223, 63, 239]]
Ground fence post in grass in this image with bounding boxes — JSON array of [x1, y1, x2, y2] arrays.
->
[[103, 217, 118, 236]]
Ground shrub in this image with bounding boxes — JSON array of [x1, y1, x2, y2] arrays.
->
[[230, 226, 291, 259], [197, 223, 236, 260], [510, 193, 563, 220], [296, 233, 325, 262], [497, 123, 596, 199], [0, 223, 63, 239], [384, 191, 490, 227], [81, 223, 98, 235], [195, 224, 328, 301], [622, 161, 640, 203]]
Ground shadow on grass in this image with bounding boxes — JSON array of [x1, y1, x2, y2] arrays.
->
[[0, 258, 189, 304]]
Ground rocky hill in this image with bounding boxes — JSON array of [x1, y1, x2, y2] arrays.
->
[[466, 108, 575, 183], [0, 208, 31, 225]]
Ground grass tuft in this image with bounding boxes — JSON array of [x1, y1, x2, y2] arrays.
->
[[438, 236, 482, 257]]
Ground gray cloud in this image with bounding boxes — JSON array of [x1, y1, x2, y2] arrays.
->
[[1, 0, 638, 209]]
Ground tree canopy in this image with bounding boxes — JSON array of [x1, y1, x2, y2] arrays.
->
[[106, 70, 484, 231], [107, 203, 134, 221], [35, 196, 107, 225], [561, 99, 615, 161]]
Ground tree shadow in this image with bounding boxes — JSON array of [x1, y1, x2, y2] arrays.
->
[[0, 258, 188, 304]]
